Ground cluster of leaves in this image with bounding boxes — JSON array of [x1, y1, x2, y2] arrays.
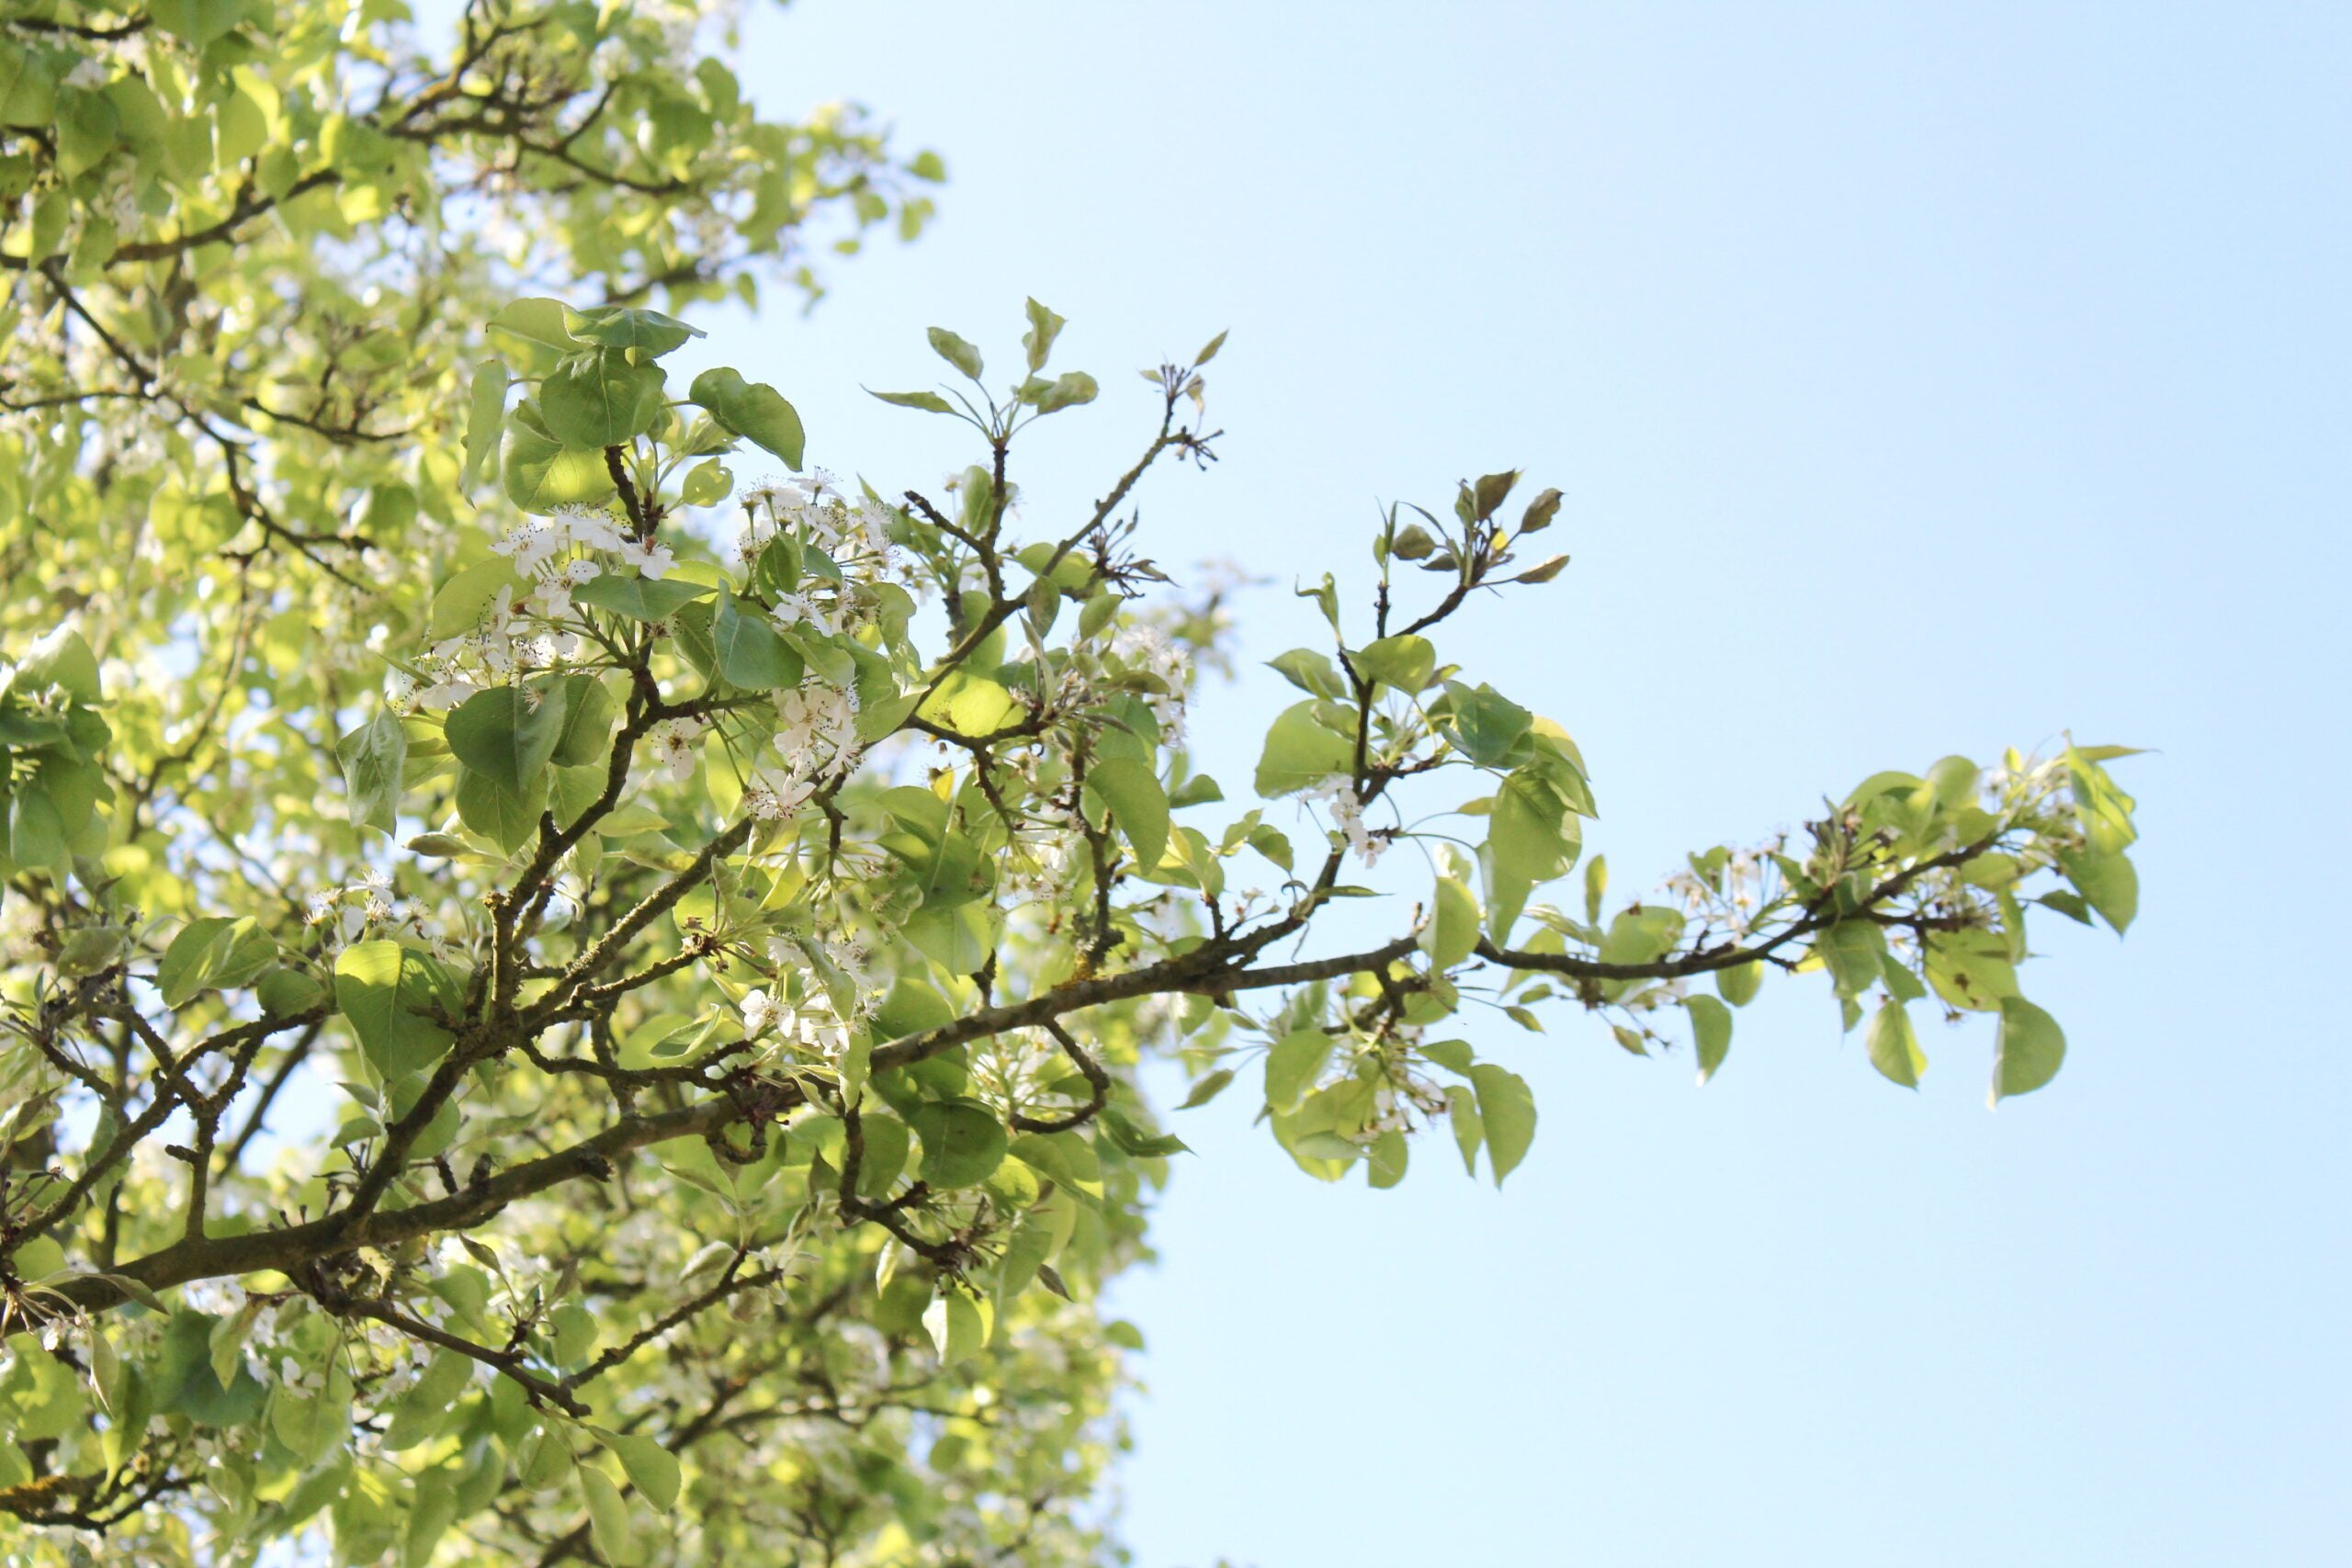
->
[[0, 628, 112, 892], [1, 0, 936, 619], [0, 6, 2143, 1566], [0, 292, 2141, 1563]]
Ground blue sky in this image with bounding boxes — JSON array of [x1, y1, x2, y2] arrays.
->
[[682, 4, 2343, 1563]]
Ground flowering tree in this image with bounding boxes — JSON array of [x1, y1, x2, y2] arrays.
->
[[0, 3, 2143, 1564]]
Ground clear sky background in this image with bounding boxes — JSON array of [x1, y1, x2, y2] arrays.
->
[[672, 5, 2344, 1563]]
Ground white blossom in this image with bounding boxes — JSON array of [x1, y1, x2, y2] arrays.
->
[[490, 520, 562, 572], [616, 536, 675, 579], [744, 763, 817, 820], [647, 717, 704, 783], [741, 988, 780, 1037], [1308, 775, 1383, 867]]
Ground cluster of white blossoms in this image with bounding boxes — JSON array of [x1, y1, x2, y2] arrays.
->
[[738, 473, 896, 573], [1347, 1064, 1457, 1146], [749, 678, 863, 820], [739, 932, 876, 1059], [389, 504, 672, 713], [300, 866, 451, 956], [1659, 847, 1769, 937], [1001, 827, 1083, 904], [981, 1027, 1081, 1116], [1277, 1025, 1449, 1149], [1305, 774, 1383, 867], [1106, 619, 1193, 744]]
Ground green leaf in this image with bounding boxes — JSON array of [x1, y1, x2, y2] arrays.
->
[[1467, 1065, 1536, 1185], [460, 361, 509, 488], [402, 1471, 458, 1568], [1177, 1067, 1236, 1109], [9, 784, 67, 877], [157, 917, 277, 1010], [1447, 1088, 1483, 1174], [678, 458, 733, 506], [1443, 682, 1532, 767], [1427, 873, 1479, 970], [208, 1300, 260, 1390], [580, 1463, 635, 1564], [1097, 1107, 1190, 1158], [548, 1303, 599, 1367], [1490, 768, 1579, 882], [0, 41, 61, 130], [1469, 469, 1521, 522], [1686, 993, 1733, 1084], [151, 0, 243, 47], [866, 388, 959, 414], [153, 1311, 266, 1427], [2037, 889, 2096, 925], [927, 326, 984, 380], [485, 298, 578, 376], [428, 557, 523, 641], [569, 573, 716, 623], [711, 593, 804, 690], [1263, 1028, 1332, 1113], [2058, 847, 2138, 934], [1925, 930, 2018, 1013], [909, 1100, 1008, 1188], [928, 1291, 990, 1365], [919, 670, 1015, 737], [548, 675, 618, 769], [456, 768, 544, 854], [516, 1419, 576, 1492], [334, 707, 408, 837], [1815, 919, 1887, 999], [17, 625, 102, 704], [1089, 757, 1169, 873], [1023, 299, 1066, 371], [446, 682, 571, 796], [1351, 634, 1435, 694], [1253, 702, 1354, 796], [1024, 576, 1064, 637], [595, 1430, 681, 1513], [995, 1209, 1058, 1301], [1026, 370, 1098, 413], [902, 903, 995, 973], [1715, 959, 1762, 1008], [334, 941, 461, 1080], [1010, 1130, 1100, 1188], [503, 400, 616, 513], [1268, 648, 1345, 698], [1881, 953, 1928, 1003], [562, 304, 704, 355], [1388, 522, 1439, 561], [1865, 998, 1927, 1088], [690, 367, 805, 468], [54, 923, 128, 977], [380, 1354, 472, 1457], [2064, 744, 2139, 856], [270, 1370, 354, 1465], [256, 966, 324, 1017], [1991, 995, 2065, 1103], [539, 349, 667, 449], [874, 976, 956, 1040]]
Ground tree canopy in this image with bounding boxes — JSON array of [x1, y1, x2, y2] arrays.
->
[[0, 2, 2142, 1563]]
